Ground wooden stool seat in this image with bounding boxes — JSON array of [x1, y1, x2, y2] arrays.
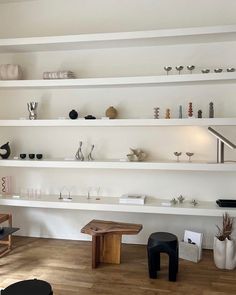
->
[[81, 219, 142, 268], [0, 213, 12, 257]]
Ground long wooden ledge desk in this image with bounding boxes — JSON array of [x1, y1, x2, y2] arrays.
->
[[81, 219, 143, 268], [0, 227, 19, 257]]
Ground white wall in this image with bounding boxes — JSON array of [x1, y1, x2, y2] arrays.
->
[[0, 0, 236, 248]]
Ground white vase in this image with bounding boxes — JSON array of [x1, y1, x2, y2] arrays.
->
[[213, 237, 236, 270], [0, 64, 22, 80]]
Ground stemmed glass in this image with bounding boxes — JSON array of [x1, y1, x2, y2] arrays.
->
[[187, 65, 195, 74], [174, 152, 182, 162], [186, 152, 194, 162], [176, 66, 184, 74], [164, 66, 172, 75]]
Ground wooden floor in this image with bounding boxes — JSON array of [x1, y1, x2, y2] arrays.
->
[[0, 237, 235, 295]]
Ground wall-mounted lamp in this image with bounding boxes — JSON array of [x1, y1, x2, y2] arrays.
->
[[208, 127, 236, 163]]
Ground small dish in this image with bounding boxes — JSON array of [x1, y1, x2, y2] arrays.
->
[[214, 68, 223, 73], [201, 69, 210, 74], [227, 68, 235, 72]]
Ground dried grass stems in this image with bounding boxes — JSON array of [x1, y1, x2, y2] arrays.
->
[[216, 213, 234, 241]]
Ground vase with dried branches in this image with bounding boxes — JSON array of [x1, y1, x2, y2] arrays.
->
[[213, 213, 236, 270]]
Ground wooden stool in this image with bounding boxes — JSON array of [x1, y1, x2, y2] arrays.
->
[[0, 213, 12, 257], [81, 219, 142, 268]]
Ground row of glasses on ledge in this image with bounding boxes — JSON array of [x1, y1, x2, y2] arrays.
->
[[164, 65, 235, 75]]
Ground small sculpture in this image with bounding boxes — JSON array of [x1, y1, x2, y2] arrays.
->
[[84, 115, 96, 120], [214, 68, 223, 73], [190, 199, 198, 207], [176, 66, 184, 75], [127, 148, 146, 162], [198, 110, 202, 118], [201, 69, 210, 74], [165, 108, 170, 119], [171, 198, 178, 205], [209, 102, 214, 118], [179, 105, 183, 119], [27, 102, 38, 120], [186, 152, 194, 162], [75, 141, 84, 161], [187, 65, 195, 74], [0, 142, 11, 159], [227, 68, 235, 72], [164, 66, 172, 75], [87, 145, 95, 161], [105, 106, 117, 119], [69, 109, 78, 120], [154, 107, 160, 119], [188, 102, 193, 118], [174, 152, 182, 162], [177, 195, 185, 204]]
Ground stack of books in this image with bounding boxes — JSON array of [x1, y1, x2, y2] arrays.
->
[[43, 71, 76, 79], [119, 194, 146, 205]]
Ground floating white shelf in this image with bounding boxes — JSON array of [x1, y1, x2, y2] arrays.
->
[[0, 195, 235, 217], [0, 25, 236, 52], [0, 159, 236, 171], [0, 118, 236, 127], [0, 73, 235, 88]]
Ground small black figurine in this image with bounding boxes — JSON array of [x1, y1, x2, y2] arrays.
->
[[209, 102, 214, 118], [84, 115, 96, 120], [0, 142, 11, 159], [69, 109, 78, 120], [198, 110, 202, 118]]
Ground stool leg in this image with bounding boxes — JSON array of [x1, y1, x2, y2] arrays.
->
[[168, 252, 177, 282], [175, 246, 179, 273], [147, 248, 157, 279], [92, 235, 100, 268]]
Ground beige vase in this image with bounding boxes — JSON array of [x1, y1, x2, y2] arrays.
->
[[105, 106, 118, 119], [0, 64, 22, 80], [213, 237, 236, 270]]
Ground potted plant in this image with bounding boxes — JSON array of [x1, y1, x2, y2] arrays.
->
[[213, 212, 236, 270]]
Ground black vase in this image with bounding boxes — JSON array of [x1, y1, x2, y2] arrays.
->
[[69, 109, 78, 120], [0, 142, 11, 159]]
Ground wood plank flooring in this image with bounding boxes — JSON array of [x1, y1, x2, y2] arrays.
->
[[0, 236, 236, 294]]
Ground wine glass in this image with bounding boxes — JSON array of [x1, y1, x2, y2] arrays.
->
[[187, 65, 195, 74], [164, 66, 172, 75], [174, 152, 182, 162], [186, 152, 194, 162], [175, 66, 184, 74]]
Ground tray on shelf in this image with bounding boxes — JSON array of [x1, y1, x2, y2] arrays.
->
[[216, 199, 236, 207]]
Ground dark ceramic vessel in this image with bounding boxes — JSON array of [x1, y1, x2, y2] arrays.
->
[[29, 154, 35, 159], [84, 115, 96, 120], [36, 154, 43, 160], [20, 153, 26, 159], [69, 109, 78, 119]]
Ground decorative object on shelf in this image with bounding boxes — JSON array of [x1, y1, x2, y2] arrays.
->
[[214, 68, 223, 73], [177, 195, 185, 204], [213, 213, 236, 270], [188, 102, 193, 118], [0, 64, 22, 80], [69, 109, 78, 120], [227, 68, 235, 72], [36, 154, 43, 160], [201, 69, 210, 74], [171, 198, 178, 205], [0, 142, 11, 159], [209, 102, 214, 118], [87, 145, 95, 161], [186, 152, 194, 162], [27, 102, 38, 120], [208, 127, 236, 163], [164, 66, 172, 75], [165, 108, 170, 119], [180, 230, 203, 262], [174, 152, 182, 162], [190, 199, 198, 206], [84, 115, 96, 120], [175, 66, 184, 75], [19, 153, 26, 159], [43, 71, 75, 79], [75, 141, 84, 161], [1, 176, 12, 195], [197, 110, 202, 118], [105, 106, 118, 119], [153, 107, 160, 119], [179, 105, 183, 119], [29, 154, 35, 159], [187, 65, 195, 74], [126, 148, 147, 162]]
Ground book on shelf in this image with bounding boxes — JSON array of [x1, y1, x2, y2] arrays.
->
[[119, 194, 146, 205]]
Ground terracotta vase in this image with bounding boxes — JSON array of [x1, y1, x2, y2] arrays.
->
[[213, 237, 236, 270]]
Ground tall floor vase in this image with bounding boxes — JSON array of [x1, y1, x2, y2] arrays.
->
[[213, 237, 236, 270]]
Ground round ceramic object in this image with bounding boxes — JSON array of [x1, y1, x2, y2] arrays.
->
[[29, 154, 35, 159], [36, 154, 43, 160], [105, 106, 118, 119], [69, 109, 78, 120], [20, 154, 26, 159]]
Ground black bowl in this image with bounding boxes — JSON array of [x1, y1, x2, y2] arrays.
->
[[29, 153, 35, 159], [20, 153, 26, 159], [36, 154, 43, 160]]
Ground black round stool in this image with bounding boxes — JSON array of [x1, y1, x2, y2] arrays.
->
[[2, 279, 53, 295], [147, 232, 179, 281]]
